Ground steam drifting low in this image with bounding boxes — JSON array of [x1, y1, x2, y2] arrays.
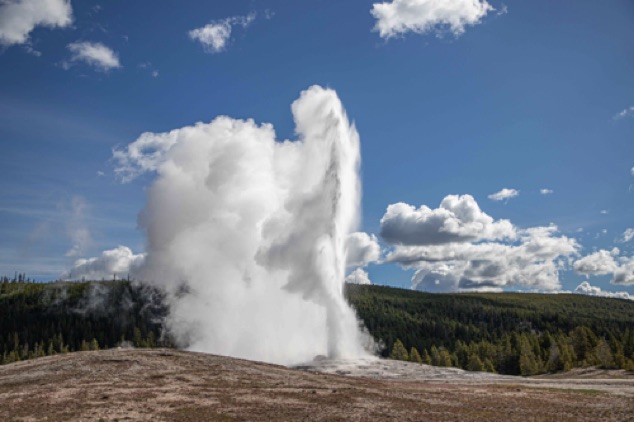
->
[[114, 86, 370, 364]]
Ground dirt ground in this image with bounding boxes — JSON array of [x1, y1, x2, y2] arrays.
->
[[0, 348, 633, 421]]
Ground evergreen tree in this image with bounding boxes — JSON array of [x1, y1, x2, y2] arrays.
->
[[409, 347, 423, 364], [421, 349, 432, 365], [389, 339, 409, 361], [594, 339, 615, 369], [519, 334, 539, 376], [90, 338, 100, 351], [436, 348, 453, 367], [467, 353, 484, 372]]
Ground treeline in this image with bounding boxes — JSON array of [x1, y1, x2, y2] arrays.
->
[[346, 284, 634, 375], [0, 278, 170, 365], [4, 278, 634, 376]]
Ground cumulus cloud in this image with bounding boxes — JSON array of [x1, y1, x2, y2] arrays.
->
[[63, 246, 146, 281], [574, 281, 632, 301], [66, 42, 121, 71], [613, 257, 634, 285], [540, 188, 553, 195], [0, 0, 72, 47], [573, 248, 619, 276], [346, 232, 381, 267], [381, 195, 579, 292], [622, 228, 634, 243], [345, 267, 372, 285], [574, 248, 634, 286], [613, 106, 634, 120], [371, 0, 494, 39], [398, 226, 579, 292], [488, 188, 519, 202], [380, 194, 514, 246], [189, 13, 255, 53]]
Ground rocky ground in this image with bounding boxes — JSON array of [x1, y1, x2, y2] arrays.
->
[[1, 348, 633, 421]]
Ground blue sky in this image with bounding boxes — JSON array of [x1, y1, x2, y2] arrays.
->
[[1, 0, 633, 297]]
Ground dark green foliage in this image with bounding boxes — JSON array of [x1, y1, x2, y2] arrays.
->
[[0, 278, 170, 365], [346, 284, 634, 375]]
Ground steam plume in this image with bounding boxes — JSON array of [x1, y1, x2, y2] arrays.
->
[[116, 86, 370, 364]]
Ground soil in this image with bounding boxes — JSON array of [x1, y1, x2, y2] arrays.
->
[[0, 348, 633, 421]]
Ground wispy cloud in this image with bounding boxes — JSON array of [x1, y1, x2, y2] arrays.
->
[[371, 0, 495, 40], [189, 13, 255, 53], [65, 196, 92, 258], [65, 41, 121, 71], [622, 228, 634, 243], [613, 106, 634, 120], [0, 0, 72, 47], [488, 188, 519, 202], [540, 188, 553, 195]]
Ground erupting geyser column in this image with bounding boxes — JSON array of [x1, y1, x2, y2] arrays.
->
[[257, 87, 364, 359], [117, 85, 370, 365]]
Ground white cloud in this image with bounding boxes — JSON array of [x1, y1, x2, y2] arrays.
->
[[345, 268, 373, 285], [622, 228, 634, 243], [382, 196, 579, 292], [613, 106, 634, 120], [112, 127, 180, 182], [573, 248, 619, 276], [66, 41, 121, 71], [346, 232, 381, 267], [488, 188, 519, 201], [0, 0, 72, 47], [380, 194, 515, 246], [399, 226, 579, 292], [600, 209, 609, 215], [613, 257, 634, 286], [371, 0, 494, 39], [631, 166, 634, 176], [189, 13, 255, 53], [574, 248, 634, 286], [63, 246, 146, 281], [540, 188, 553, 195], [575, 281, 632, 301]]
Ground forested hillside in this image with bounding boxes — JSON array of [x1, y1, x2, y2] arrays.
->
[[3, 277, 634, 376], [346, 284, 634, 375], [0, 277, 168, 364]]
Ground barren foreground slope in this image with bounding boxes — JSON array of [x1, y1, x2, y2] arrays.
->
[[1, 349, 633, 421]]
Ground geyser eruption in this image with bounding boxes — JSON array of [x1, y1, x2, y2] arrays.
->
[[115, 86, 370, 364]]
